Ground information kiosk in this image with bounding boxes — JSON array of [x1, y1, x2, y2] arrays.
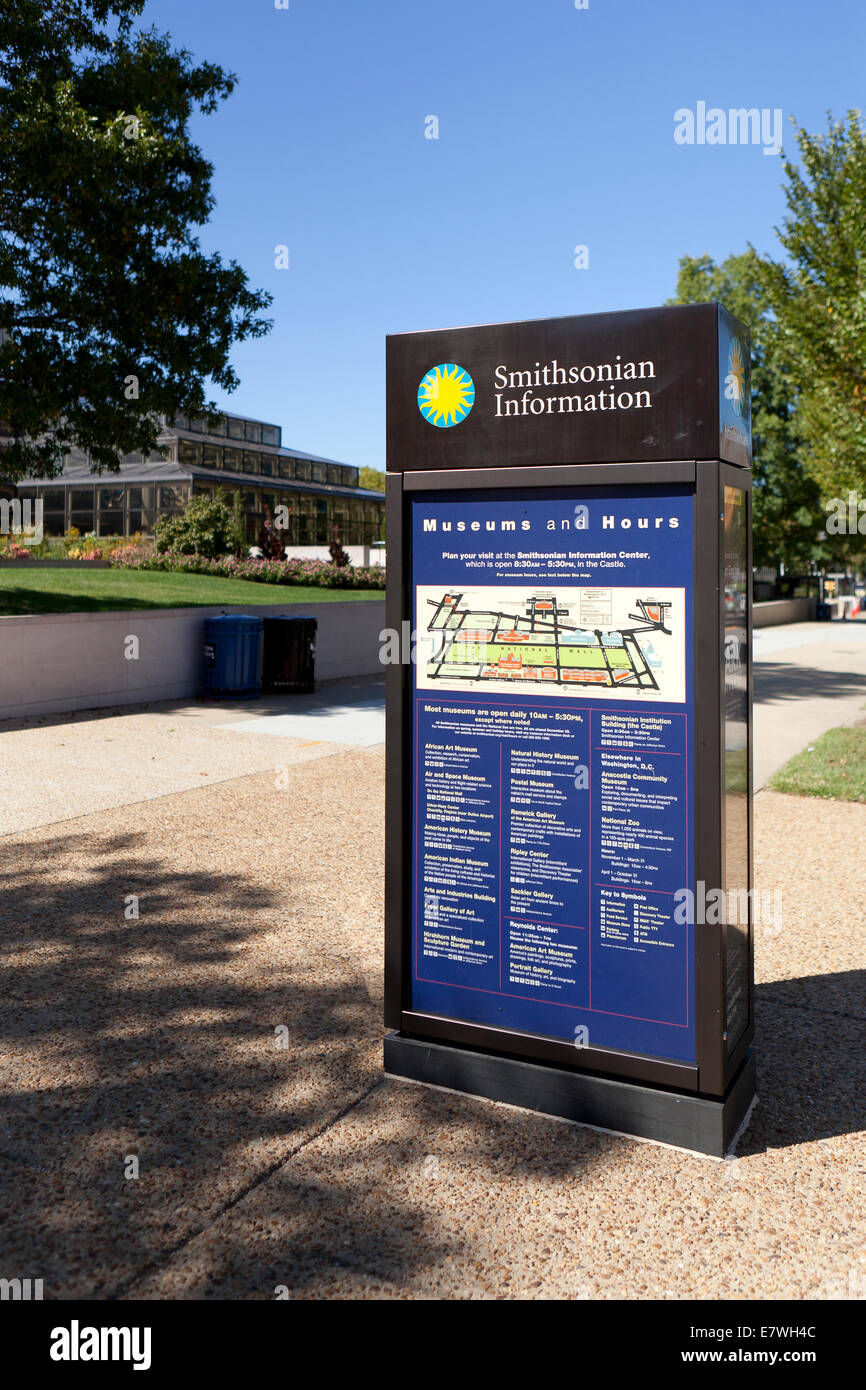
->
[[384, 304, 755, 1156]]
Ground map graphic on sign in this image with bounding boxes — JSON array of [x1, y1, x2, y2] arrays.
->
[[416, 584, 686, 703]]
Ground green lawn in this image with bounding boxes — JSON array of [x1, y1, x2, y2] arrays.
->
[[769, 724, 866, 803], [0, 568, 384, 616]]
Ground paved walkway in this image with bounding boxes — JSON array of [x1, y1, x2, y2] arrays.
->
[[0, 626, 863, 1299], [4, 620, 862, 830], [754, 620, 866, 788], [0, 677, 385, 837]]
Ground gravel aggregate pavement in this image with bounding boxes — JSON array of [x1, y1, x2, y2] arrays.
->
[[127, 787, 866, 1301], [0, 704, 863, 1300]]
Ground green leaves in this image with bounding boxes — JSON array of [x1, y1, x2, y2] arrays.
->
[[757, 112, 866, 497], [0, 3, 145, 85], [0, 4, 271, 481], [153, 491, 238, 559], [359, 466, 386, 492], [668, 250, 824, 574]]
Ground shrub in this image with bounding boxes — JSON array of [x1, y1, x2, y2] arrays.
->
[[328, 530, 350, 568], [154, 492, 238, 558], [259, 506, 284, 561], [109, 548, 386, 590]]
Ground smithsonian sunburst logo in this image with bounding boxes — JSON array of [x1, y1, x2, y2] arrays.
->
[[417, 363, 475, 427], [725, 338, 747, 417]]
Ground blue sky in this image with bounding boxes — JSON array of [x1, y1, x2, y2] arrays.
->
[[141, 0, 866, 471]]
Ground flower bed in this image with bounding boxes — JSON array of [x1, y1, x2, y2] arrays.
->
[[109, 548, 386, 590], [8, 531, 154, 561]]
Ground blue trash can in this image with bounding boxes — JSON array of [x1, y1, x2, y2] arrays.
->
[[202, 615, 263, 697]]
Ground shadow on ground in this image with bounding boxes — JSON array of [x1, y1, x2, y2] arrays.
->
[[0, 818, 861, 1299], [0, 583, 220, 616], [0, 826, 406, 1298], [742, 972, 866, 1153], [0, 676, 386, 737], [754, 661, 866, 705]]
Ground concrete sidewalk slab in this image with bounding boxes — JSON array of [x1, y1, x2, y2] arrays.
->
[[221, 709, 384, 747], [220, 678, 385, 749], [753, 622, 866, 788], [753, 618, 866, 658], [0, 678, 385, 835], [0, 707, 342, 836], [157, 675, 385, 732]]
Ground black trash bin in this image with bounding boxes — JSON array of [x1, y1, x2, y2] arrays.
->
[[262, 615, 317, 692], [816, 602, 832, 622]]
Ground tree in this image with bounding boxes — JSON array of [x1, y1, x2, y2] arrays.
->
[[229, 487, 245, 555], [0, 1, 271, 480], [359, 466, 386, 493], [668, 251, 827, 577], [757, 111, 866, 496], [153, 489, 236, 558]]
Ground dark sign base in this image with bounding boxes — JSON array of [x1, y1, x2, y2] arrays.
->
[[384, 1033, 756, 1158]]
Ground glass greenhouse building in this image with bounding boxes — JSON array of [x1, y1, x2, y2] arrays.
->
[[14, 410, 385, 546]]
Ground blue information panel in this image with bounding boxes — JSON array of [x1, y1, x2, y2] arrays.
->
[[410, 485, 695, 1064]]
